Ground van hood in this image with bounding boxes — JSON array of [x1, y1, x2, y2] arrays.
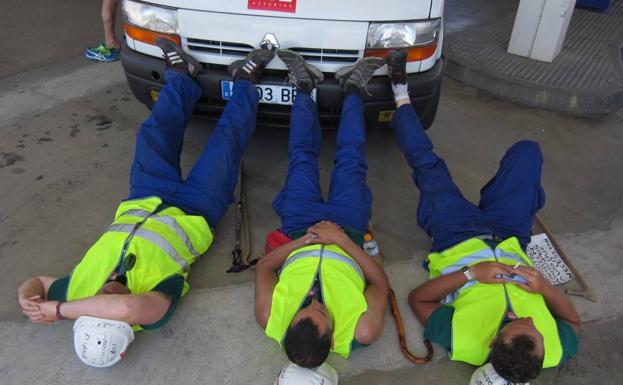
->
[[143, 0, 434, 21]]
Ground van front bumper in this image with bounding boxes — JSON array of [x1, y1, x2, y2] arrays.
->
[[121, 43, 443, 129]]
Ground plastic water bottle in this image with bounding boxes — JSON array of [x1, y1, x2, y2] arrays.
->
[[363, 233, 379, 257]]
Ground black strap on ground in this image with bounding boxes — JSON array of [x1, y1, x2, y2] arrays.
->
[[227, 162, 256, 273]]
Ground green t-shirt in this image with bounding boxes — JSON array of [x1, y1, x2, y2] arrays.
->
[[424, 305, 579, 363], [47, 275, 184, 330]]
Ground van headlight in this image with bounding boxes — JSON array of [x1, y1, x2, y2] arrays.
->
[[365, 19, 441, 61], [124, 0, 178, 34], [366, 20, 440, 49]]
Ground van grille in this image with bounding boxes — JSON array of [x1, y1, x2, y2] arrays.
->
[[185, 38, 360, 64], [289, 47, 360, 63], [186, 38, 254, 56]]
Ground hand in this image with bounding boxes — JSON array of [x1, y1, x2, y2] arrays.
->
[[306, 221, 347, 245], [21, 300, 59, 325], [508, 265, 549, 293], [470, 262, 513, 284], [18, 293, 42, 311], [19, 294, 47, 324]]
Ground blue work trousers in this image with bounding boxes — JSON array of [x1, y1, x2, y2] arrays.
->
[[273, 93, 372, 234], [128, 71, 259, 227], [391, 104, 545, 251]]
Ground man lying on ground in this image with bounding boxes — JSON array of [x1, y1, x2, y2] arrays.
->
[[254, 51, 389, 368], [17, 39, 274, 367], [386, 50, 581, 383]]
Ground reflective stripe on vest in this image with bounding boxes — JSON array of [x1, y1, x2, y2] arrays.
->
[[428, 237, 563, 367], [281, 248, 364, 279], [120, 209, 202, 258], [108, 224, 190, 272]]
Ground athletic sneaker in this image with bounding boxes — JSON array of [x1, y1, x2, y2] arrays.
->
[[85, 43, 120, 62], [276, 49, 324, 94], [386, 50, 408, 85], [335, 57, 386, 95], [155, 37, 203, 78], [228, 49, 276, 83]]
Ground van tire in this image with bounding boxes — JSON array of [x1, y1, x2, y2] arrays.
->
[[419, 81, 441, 130]]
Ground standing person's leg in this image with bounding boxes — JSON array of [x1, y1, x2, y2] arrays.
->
[[387, 51, 487, 251], [128, 39, 205, 202], [272, 50, 326, 234], [85, 0, 121, 61], [171, 49, 276, 227], [325, 57, 385, 232], [479, 140, 545, 249], [102, 0, 121, 49]]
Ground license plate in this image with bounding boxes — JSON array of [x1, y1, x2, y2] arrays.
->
[[220, 81, 316, 105]]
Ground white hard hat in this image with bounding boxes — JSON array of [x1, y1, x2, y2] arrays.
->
[[73, 316, 134, 368], [274, 362, 338, 385], [469, 363, 528, 385]]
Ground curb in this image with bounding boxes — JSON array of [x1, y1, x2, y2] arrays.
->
[[443, 53, 623, 117]]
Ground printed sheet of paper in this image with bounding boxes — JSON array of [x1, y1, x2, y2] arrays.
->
[[526, 233, 574, 285]]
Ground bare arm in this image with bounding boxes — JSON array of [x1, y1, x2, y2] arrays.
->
[[308, 222, 389, 344], [509, 266, 581, 334], [254, 234, 315, 329], [408, 262, 512, 325], [25, 292, 172, 326], [17, 276, 58, 302], [408, 270, 466, 326]]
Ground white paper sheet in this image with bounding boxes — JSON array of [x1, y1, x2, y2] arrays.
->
[[526, 233, 575, 285]]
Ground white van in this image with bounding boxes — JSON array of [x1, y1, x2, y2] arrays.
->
[[121, 0, 444, 128]]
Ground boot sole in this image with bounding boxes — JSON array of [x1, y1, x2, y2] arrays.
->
[[335, 57, 386, 84], [228, 49, 276, 78], [155, 37, 202, 75], [277, 49, 325, 83]]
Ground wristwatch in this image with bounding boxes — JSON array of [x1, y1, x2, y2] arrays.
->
[[461, 265, 474, 281]]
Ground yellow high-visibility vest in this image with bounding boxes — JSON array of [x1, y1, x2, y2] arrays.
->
[[428, 237, 563, 367], [265, 244, 367, 358], [67, 196, 213, 331]]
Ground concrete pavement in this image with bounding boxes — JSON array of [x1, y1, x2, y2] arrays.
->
[[0, 0, 119, 79]]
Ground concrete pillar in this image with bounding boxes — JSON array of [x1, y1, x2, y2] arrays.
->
[[508, 0, 577, 62]]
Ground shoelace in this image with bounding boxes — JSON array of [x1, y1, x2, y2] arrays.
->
[[352, 68, 375, 97], [284, 72, 302, 89], [94, 44, 112, 55]]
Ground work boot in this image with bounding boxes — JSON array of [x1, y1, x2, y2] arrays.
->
[[335, 57, 386, 96], [277, 49, 324, 95], [155, 37, 203, 78], [386, 50, 407, 85], [228, 49, 276, 83], [386, 50, 410, 104]]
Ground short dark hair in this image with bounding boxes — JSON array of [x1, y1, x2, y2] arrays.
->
[[283, 317, 331, 368], [491, 334, 543, 383]]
